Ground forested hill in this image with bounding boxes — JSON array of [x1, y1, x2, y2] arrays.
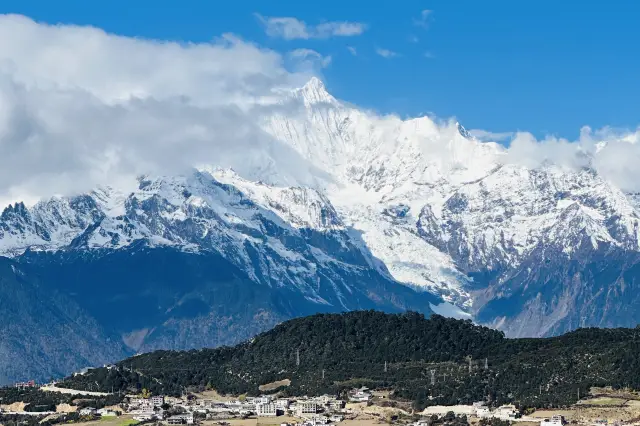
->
[[60, 311, 640, 410]]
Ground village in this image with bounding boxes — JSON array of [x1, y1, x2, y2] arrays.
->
[[72, 387, 376, 426], [22, 385, 569, 426], [4, 381, 640, 426]]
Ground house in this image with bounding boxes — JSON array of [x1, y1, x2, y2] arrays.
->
[[316, 395, 331, 405], [254, 396, 272, 405], [305, 415, 330, 425], [297, 401, 318, 417], [274, 399, 290, 411], [133, 413, 156, 422], [540, 415, 566, 426], [128, 397, 144, 406], [130, 407, 163, 421], [495, 404, 518, 419], [151, 396, 165, 407], [475, 407, 491, 418], [257, 403, 277, 417], [348, 388, 371, 403], [97, 408, 118, 417], [14, 380, 36, 389], [329, 414, 344, 422], [167, 413, 195, 425], [79, 407, 97, 416], [327, 400, 344, 411]]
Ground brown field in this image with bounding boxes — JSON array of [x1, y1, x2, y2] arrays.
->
[[528, 401, 640, 424], [577, 397, 627, 406], [339, 418, 388, 426], [258, 379, 291, 392], [203, 416, 299, 426], [194, 390, 236, 402], [70, 416, 138, 426], [0, 402, 27, 412]]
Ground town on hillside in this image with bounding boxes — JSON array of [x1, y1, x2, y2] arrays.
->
[[7, 381, 638, 426]]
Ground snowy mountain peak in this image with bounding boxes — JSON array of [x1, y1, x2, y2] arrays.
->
[[456, 122, 473, 139], [295, 77, 336, 105], [3, 73, 640, 339]]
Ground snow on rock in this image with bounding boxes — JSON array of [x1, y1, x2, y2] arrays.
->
[[3, 77, 640, 325]]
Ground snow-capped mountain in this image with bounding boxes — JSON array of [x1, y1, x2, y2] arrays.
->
[[2, 76, 640, 383]]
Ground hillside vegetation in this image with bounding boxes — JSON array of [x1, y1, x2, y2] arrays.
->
[[59, 311, 640, 410]]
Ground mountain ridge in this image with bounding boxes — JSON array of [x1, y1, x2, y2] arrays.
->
[[2, 77, 640, 382], [57, 310, 640, 410]]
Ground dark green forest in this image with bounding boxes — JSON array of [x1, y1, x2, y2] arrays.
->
[[58, 311, 640, 410], [0, 387, 123, 412]]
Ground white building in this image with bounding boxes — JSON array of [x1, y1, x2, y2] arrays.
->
[[257, 403, 277, 417], [475, 407, 491, 418], [297, 401, 318, 417], [327, 399, 344, 411], [97, 408, 118, 417], [540, 415, 565, 426], [130, 408, 162, 421], [151, 396, 165, 407], [79, 407, 97, 416], [167, 413, 194, 425], [348, 388, 371, 402], [275, 399, 290, 411], [495, 404, 518, 419], [133, 413, 156, 422]]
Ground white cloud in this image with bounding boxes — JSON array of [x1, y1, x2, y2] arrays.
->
[[469, 129, 514, 142], [255, 14, 366, 40], [346, 46, 357, 56], [4, 14, 640, 209], [376, 48, 399, 59], [288, 48, 332, 69], [413, 9, 432, 28], [0, 14, 327, 207], [503, 126, 640, 192]]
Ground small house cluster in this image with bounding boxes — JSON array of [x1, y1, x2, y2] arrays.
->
[[14, 380, 37, 390], [347, 387, 372, 403], [540, 415, 567, 426], [112, 391, 353, 426], [418, 401, 521, 424]]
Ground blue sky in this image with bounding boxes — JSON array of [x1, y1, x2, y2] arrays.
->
[[2, 0, 639, 139]]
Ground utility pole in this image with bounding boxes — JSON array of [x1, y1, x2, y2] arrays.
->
[[384, 361, 387, 373], [484, 358, 488, 370], [430, 370, 436, 386], [322, 369, 325, 380]]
